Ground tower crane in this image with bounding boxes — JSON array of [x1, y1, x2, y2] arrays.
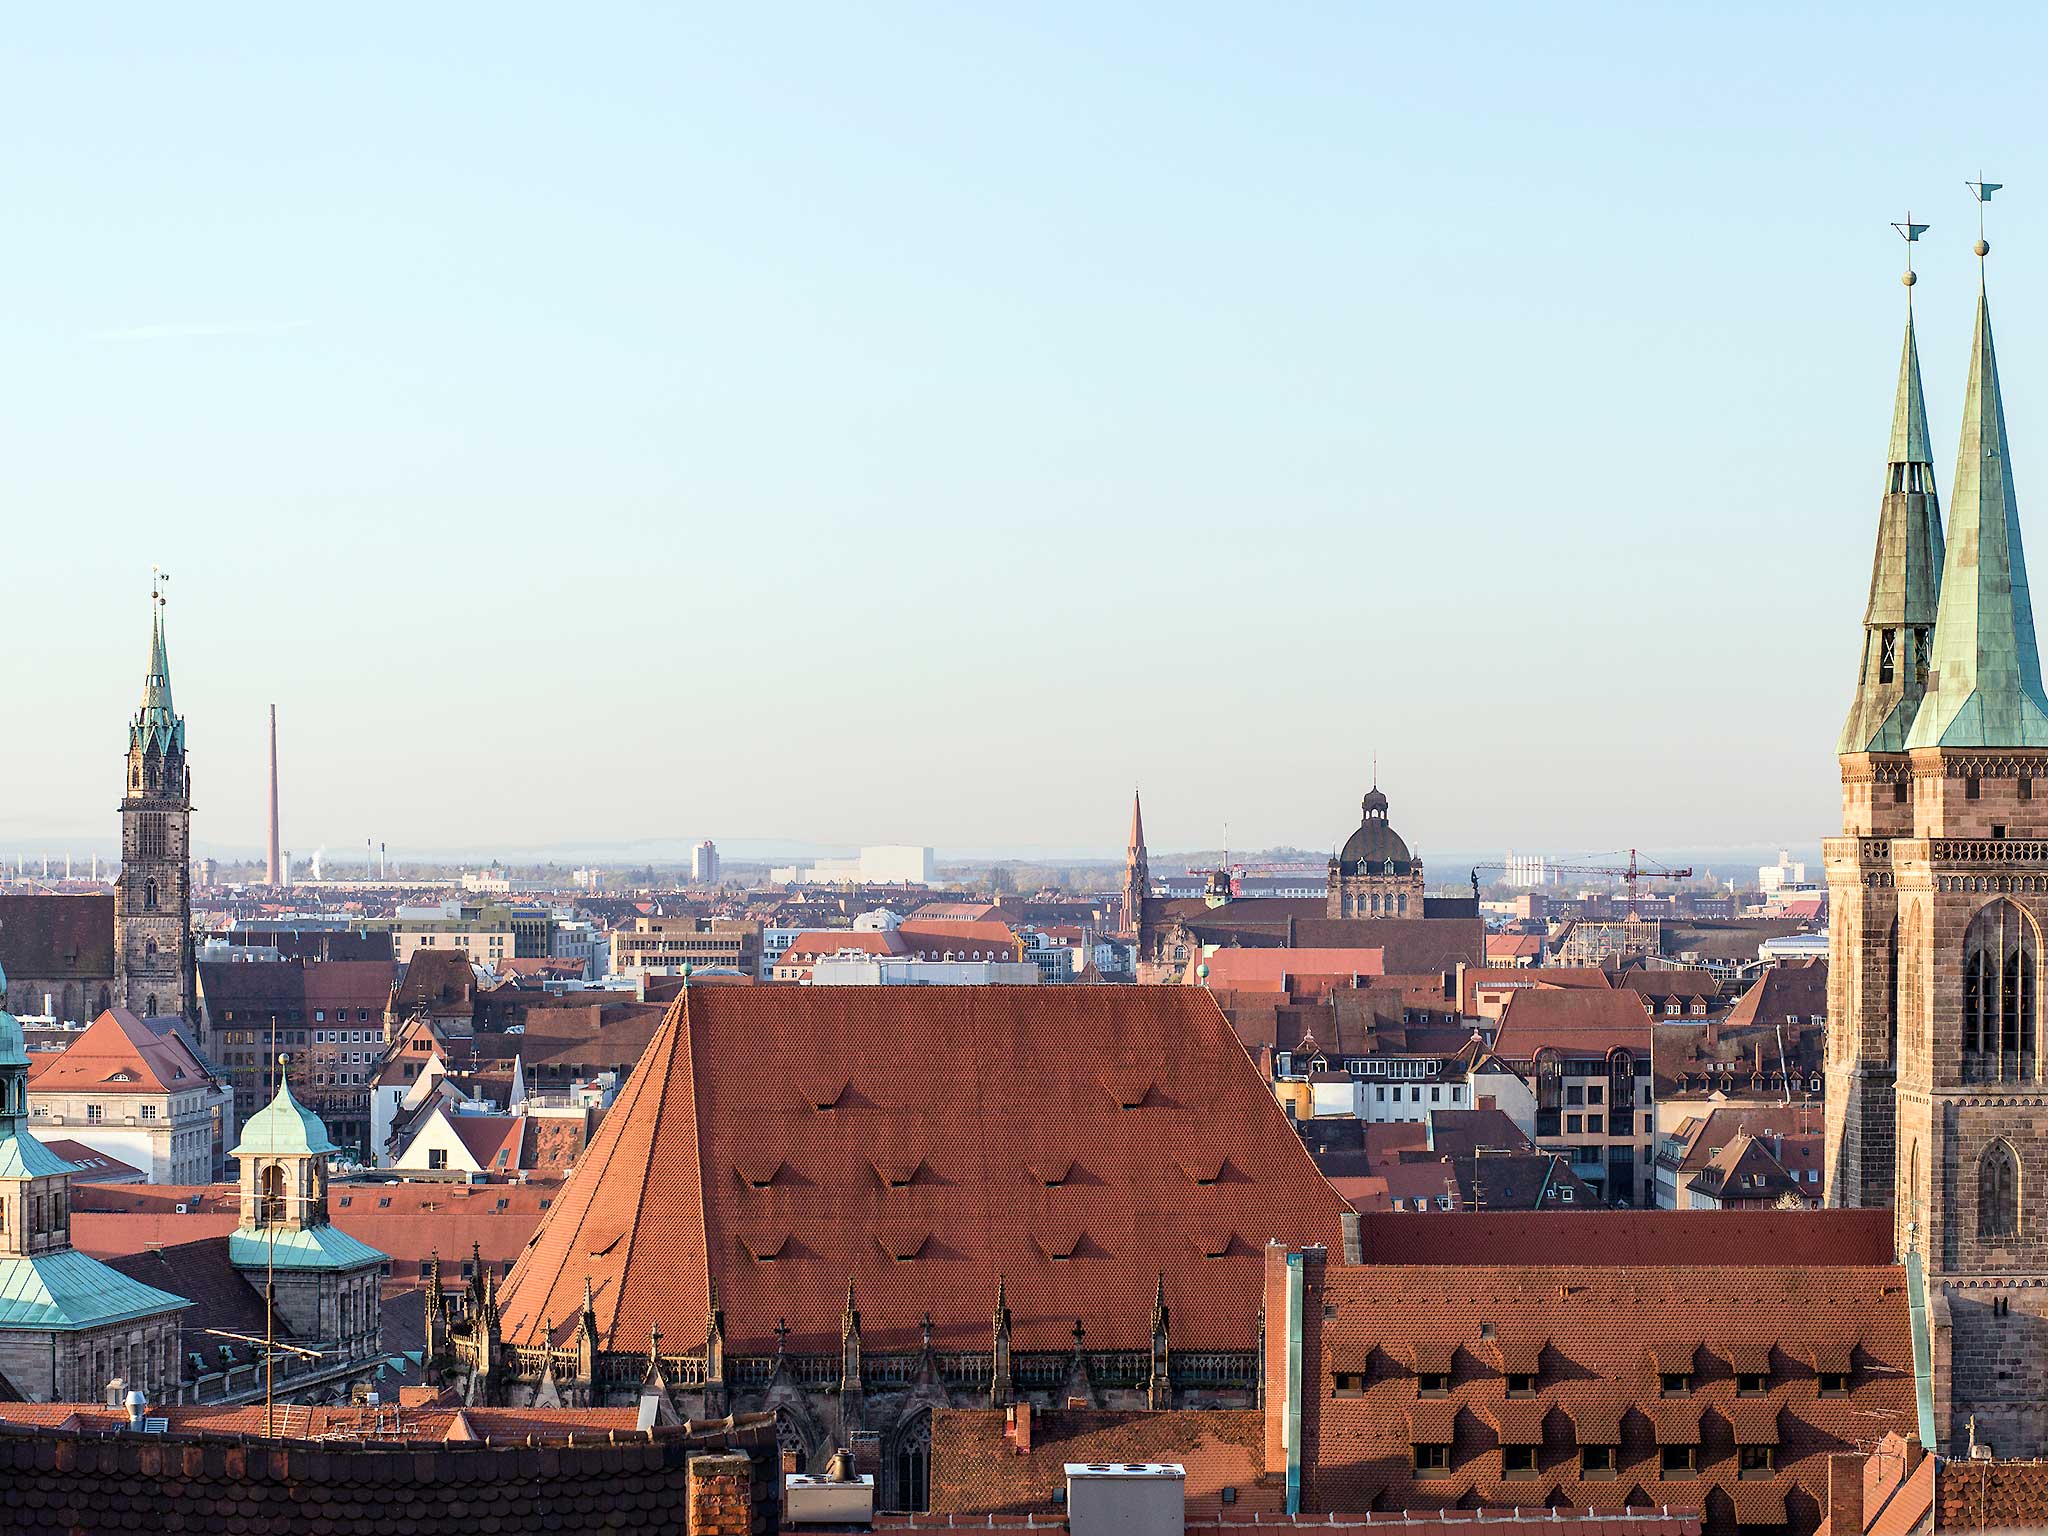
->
[[1471, 849, 1695, 918]]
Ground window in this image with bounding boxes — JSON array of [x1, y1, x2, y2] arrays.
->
[[87, 1104, 103, 1124], [1332, 1372, 1365, 1396], [1967, 774, 1981, 800], [259, 1164, 286, 1225], [1566, 1114, 1581, 1134], [1980, 1141, 2021, 1240], [1416, 1372, 1449, 1396], [1737, 1372, 1767, 1395], [1739, 1446, 1775, 1479], [1580, 1445, 1616, 1478], [1502, 1445, 1537, 1478], [1413, 1444, 1451, 1475], [140, 1105, 156, 1121], [1559, 1187, 1574, 1202], [1818, 1372, 1849, 1395], [1566, 1086, 1584, 1106], [1962, 900, 2038, 1079], [427, 1148, 448, 1169], [1878, 627, 1897, 684], [1660, 1446, 1696, 1477], [1506, 1373, 1535, 1397], [1587, 1084, 1603, 1104], [1660, 1372, 1692, 1397]]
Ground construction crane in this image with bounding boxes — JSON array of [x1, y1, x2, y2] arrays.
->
[[1471, 849, 1695, 918]]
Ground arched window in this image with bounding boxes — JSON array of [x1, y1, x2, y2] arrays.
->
[[891, 1410, 932, 1513], [774, 1410, 809, 1469], [1980, 1142, 2021, 1241], [145, 993, 158, 1017], [96, 985, 111, 1014], [1887, 916, 1900, 1063], [143, 878, 158, 911], [259, 1163, 287, 1226], [1963, 900, 2039, 1080]]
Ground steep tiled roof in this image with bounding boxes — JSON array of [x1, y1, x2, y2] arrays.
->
[[1932, 1455, 2048, 1529], [1492, 990, 1654, 1061], [895, 921, 1023, 959], [1200, 949, 1386, 991], [1349, 1209, 1895, 1268], [1723, 959, 1829, 1031], [930, 1407, 1281, 1517], [26, 1009, 214, 1094], [1297, 1257, 1915, 1534], [0, 894, 116, 978], [497, 987, 1352, 1355], [392, 950, 479, 1015]]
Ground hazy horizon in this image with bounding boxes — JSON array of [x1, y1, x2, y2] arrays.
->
[[12, 5, 2048, 858]]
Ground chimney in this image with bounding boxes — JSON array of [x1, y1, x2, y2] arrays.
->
[[266, 705, 281, 888], [125, 1389, 148, 1432], [1826, 1452, 1866, 1536], [105, 1376, 127, 1409], [1008, 1401, 1033, 1453]]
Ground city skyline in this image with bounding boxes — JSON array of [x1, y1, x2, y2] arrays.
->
[[13, 6, 2048, 855]]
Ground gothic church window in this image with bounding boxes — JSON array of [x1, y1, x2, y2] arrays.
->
[[1963, 900, 2038, 1080], [144, 878, 158, 911], [891, 1410, 932, 1513], [1980, 1142, 2021, 1241]]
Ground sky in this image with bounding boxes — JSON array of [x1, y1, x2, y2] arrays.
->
[[7, 3, 2048, 865]]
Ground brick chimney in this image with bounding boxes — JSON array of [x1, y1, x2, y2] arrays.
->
[[1008, 1401, 1033, 1454], [1826, 1452, 1866, 1536]]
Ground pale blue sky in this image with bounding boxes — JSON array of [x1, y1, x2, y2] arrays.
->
[[6, 4, 2047, 862]]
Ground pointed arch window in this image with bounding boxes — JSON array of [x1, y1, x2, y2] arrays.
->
[[891, 1409, 932, 1513], [1963, 900, 2039, 1082], [1878, 629, 1897, 685], [144, 878, 158, 912], [1980, 1142, 2021, 1242]]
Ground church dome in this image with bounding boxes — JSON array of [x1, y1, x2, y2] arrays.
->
[[1336, 788, 1414, 873]]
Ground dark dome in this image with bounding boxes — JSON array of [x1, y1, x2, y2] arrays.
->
[[1336, 789, 1412, 872]]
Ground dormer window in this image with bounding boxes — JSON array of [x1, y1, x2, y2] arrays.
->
[[1506, 1372, 1536, 1397], [1818, 1371, 1849, 1395], [1416, 1371, 1449, 1397], [1737, 1372, 1768, 1395], [1659, 1372, 1692, 1397]]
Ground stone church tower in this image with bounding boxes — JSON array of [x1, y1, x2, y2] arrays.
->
[[114, 584, 193, 1021], [1121, 789, 1150, 939], [1825, 297, 1944, 1210], [1828, 235, 2048, 1458]]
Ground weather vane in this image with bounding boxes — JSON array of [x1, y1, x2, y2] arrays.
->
[[1967, 175, 2002, 267], [1892, 212, 1928, 301]]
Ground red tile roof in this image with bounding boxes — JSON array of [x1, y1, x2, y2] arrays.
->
[[1292, 1253, 1915, 1536], [496, 986, 1352, 1356], [931, 1407, 1281, 1518], [0, 893, 116, 978], [1348, 1209, 1895, 1268], [38, 1140, 146, 1181], [895, 921, 1024, 960], [1199, 949, 1386, 992], [1491, 990, 1654, 1061], [25, 1007, 216, 1093]]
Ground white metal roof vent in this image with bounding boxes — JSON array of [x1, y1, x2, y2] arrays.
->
[[1065, 1461, 1184, 1536]]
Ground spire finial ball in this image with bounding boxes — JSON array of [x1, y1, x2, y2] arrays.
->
[[1903, 269, 1917, 287], [1977, 239, 1991, 258]]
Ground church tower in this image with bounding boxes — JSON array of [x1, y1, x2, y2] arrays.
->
[[1824, 242, 1945, 1210], [114, 577, 193, 1021], [1122, 789, 1151, 940], [1848, 200, 2048, 1459]]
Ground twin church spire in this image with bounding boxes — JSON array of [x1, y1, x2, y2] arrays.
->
[[1844, 198, 2048, 754]]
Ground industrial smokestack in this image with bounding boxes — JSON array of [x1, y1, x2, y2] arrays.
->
[[266, 704, 281, 887]]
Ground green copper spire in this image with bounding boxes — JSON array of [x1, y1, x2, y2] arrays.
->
[[130, 577, 185, 758], [1840, 309, 1947, 754], [1906, 277, 2048, 748]]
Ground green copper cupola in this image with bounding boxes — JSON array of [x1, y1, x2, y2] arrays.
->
[[1840, 308, 1947, 754], [1906, 262, 2048, 748]]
